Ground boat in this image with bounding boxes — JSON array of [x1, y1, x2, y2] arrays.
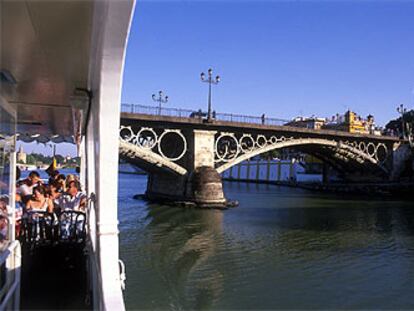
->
[[0, 0, 136, 309]]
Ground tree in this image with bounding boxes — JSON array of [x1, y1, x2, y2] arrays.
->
[[385, 109, 414, 139], [26, 154, 36, 164]]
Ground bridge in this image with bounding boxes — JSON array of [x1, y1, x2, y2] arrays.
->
[[119, 104, 410, 208]]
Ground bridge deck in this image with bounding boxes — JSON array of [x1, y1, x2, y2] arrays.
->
[[120, 112, 402, 143]]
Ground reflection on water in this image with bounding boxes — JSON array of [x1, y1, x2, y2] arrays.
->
[[145, 205, 224, 310], [119, 174, 414, 310]]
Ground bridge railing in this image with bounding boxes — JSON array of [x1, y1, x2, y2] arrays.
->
[[214, 112, 288, 126], [121, 103, 195, 118], [121, 103, 290, 126]]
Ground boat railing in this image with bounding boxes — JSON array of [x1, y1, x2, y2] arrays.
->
[[0, 240, 21, 310]]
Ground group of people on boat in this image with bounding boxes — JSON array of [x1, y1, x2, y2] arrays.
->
[[18, 171, 86, 212], [15, 169, 87, 237], [0, 166, 87, 242]]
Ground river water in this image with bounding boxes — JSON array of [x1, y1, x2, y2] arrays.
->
[[118, 173, 414, 310]]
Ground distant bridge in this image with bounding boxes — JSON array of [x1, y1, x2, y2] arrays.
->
[[119, 104, 410, 207]]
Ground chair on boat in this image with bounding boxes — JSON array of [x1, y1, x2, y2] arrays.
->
[[58, 210, 86, 244], [20, 211, 56, 247]]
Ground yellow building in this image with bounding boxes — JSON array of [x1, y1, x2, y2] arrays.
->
[[346, 111, 367, 134], [323, 110, 374, 134], [17, 146, 27, 164]]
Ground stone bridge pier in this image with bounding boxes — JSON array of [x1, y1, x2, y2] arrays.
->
[[120, 128, 227, 208]]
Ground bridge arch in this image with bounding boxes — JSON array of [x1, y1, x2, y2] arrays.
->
[[119, 140, 187, 176], [215, 138, 388, 174]]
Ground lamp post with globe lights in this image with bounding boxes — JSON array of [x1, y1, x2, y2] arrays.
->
[[397, 103, 407, 139], [200, 68, 220, 122], [152, 90, 168, 115]]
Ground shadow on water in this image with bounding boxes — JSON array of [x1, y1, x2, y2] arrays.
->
[[119, 174, 414, 310], [143, 204, 226, 310]]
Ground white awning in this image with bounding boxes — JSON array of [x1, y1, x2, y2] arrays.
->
[[16, 133, 74, 144]]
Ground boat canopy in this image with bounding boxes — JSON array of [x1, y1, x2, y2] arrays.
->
[[1, 0, 93, 140], [16, 133, 74, 144]]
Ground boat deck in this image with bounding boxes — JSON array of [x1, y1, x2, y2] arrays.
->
[[20, 243, 91, 310]]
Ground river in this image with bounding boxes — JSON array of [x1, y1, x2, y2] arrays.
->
[[118, 173, 414, 310]]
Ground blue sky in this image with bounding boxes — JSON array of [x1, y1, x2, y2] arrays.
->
[[122, 0, 414, 126]]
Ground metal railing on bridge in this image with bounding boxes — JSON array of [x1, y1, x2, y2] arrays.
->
[[122, 103, 194, 118], [121, 103, 290, 126], [214, 112, 288, 126]]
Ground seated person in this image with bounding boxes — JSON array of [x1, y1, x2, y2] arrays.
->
[[25, 185, 54, 213], [0, 198, 9, 241], [47, 170, 60, 185], [47, 180, 62, 213], [59, 180, 87, 212], [18, 171, 43, 204], [65, 174, 77, 189], [56, 174, 66, 192], [15, 193, 23, 237]]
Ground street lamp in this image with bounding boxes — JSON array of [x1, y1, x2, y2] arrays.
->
[[200, 68, 220, 122], [397, 103, 407, 139], [152, 90, 168, 115]]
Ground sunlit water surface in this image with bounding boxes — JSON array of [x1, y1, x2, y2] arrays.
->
[[118, 173, 414, 310]]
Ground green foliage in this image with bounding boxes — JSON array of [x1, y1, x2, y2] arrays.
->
[[25, 153, 80, 166], [386, 109, 414, 133], [26, 154, 36, 165]]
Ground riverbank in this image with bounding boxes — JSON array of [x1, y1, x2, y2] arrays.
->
[[223, 177, 414, 199], [119, 172, 413, 199], [297, 181, 414, 198]]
